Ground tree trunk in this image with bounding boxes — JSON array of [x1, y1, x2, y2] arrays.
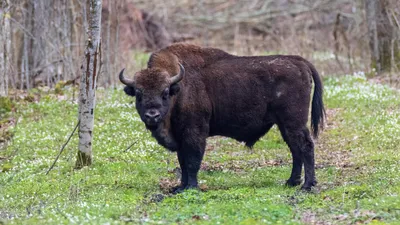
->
[[76, 0, 102, 169], [0, 0, 11, 97], [365, 0, 395, 74], [0, 4, 4, 96], [5, 0, 10, 96]]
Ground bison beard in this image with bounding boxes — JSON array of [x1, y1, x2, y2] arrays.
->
[[119, 43, 325, 193]]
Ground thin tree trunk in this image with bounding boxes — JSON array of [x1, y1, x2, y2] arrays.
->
[[113, 1, 121, 89], [365, 0, 394, 74], [0, 0, 11, 96], [10, 15, 17, 90], [105, 0, 112, 88], [0, 6, 4, 97], [21, 1, 31, 90], [24, 36, 29, 90], [4, 0, 11, 96], [20, 48, 24, 90], [76, 0, 102, 169]]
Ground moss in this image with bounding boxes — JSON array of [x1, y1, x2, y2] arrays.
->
[[0, 97, 13, 117], [54, 81, 66, 95], [1, 163, 13, 172]]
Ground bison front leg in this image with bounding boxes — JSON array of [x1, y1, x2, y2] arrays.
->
[[171, 135, 206, 194]]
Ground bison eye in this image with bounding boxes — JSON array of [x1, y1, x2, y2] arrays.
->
[[135, 90, 143, 102], [162, 88, 169, 100]]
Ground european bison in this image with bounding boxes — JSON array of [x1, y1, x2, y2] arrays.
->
[[119, 43, 325, 192]]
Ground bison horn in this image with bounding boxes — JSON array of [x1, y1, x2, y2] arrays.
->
[[119, 68, 135, 87], [169, 63, 185, 85]]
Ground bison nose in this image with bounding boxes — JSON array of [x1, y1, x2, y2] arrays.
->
[[145, 110, 161, 120]]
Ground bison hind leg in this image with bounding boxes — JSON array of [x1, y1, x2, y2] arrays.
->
[[280, 126, 317, 191]]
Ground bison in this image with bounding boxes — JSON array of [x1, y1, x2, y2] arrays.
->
[[119, 43, 325, 193]]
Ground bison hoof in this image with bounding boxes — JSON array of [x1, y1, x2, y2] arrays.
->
[[170, 184, 199, 194], [285, 178, 302, 187], [300, 180, 317, 191], [170, 185, 186, 194]]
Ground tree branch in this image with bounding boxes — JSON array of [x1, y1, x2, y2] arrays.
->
[[46, 120, 80, 175]]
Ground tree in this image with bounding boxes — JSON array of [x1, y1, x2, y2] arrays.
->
[[76, 0, 102, 168], [0, 0, 11, 97], [365, 0, 398, 74]]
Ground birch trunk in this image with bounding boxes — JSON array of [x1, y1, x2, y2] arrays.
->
[[76, 0, 102, 168], [0, 6, 4, 97], [0, 0, 10, 97]]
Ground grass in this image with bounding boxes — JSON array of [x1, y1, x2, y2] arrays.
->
[[1, 73, 400, 224]]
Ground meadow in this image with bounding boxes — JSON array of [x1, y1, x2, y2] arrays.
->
[[1, 73, 400, 224]]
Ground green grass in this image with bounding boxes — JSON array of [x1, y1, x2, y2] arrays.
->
[[1, 74, 400, 224]]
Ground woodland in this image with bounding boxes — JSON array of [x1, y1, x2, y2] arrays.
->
[[1, 0, 400, 224]]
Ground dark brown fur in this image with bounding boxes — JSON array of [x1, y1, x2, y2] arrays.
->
[[121, 43, 325, 193]]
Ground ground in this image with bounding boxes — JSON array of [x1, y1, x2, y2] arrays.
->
[[0, 74, 400, 225]]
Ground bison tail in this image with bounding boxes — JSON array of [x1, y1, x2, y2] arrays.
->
[[309, 63, 326, 138]]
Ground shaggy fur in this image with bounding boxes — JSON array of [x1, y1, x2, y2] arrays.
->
[[121, 43, 325, 192]]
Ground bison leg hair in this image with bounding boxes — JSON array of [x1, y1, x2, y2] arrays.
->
[[171, 151, 188, 194], [278, 122, 303, 187], [171, 131, 206, 194], [277, 122, 303, 186], [285, 149, 303, 187], [282, 127, 317, 191], [177, 151, 188, 186], [299, 128, 317, 190]]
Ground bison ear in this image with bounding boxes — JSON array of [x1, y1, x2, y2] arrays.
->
[[170, 83, 180, 96], [123, 86, 136, 96]]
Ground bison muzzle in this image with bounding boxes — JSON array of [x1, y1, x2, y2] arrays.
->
[[119, 43, 325, 193]]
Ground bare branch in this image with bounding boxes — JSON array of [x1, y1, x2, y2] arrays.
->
[[46, 120, 80, 175]]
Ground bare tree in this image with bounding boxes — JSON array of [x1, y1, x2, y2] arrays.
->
[[365, 0, 397, 74], [76, 0, 102, 168], [4, 0, 398, 91], [0, 0, 11, 97], [0, 4, 5, 96]]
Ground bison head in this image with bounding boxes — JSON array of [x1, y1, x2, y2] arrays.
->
[[119, 63, 185, 129]]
